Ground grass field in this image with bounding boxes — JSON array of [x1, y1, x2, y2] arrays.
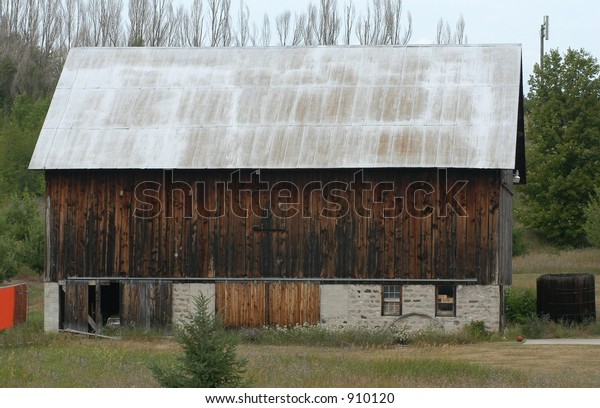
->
[[512, 247, 600, 311], [1, 247, 599, 388]]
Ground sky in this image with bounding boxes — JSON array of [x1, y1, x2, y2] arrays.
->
[[177, 0, 600, 94]]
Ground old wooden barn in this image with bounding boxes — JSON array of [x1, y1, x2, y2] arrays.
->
[[30, 45, 525, 333]]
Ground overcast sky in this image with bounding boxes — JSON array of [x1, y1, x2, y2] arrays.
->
[[177, 0, 600, 93]]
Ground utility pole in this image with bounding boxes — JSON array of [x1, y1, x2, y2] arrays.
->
[[540, 15, 549, 69]]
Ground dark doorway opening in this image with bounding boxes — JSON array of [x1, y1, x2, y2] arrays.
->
[[100, 282, 120, 328]]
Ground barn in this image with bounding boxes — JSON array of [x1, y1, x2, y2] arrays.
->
[[30, 45, 525, 334]]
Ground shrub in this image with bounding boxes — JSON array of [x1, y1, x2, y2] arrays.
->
[[465, 320, 491, 341], [504, 287, 536, 325], [520, 314, 552, 338], [583, 187, 600, 248], [151, 294, 249, 388], [0, 234, 19, 281]]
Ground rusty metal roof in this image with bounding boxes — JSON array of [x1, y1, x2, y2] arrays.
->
[[29, 45, 524, 170]]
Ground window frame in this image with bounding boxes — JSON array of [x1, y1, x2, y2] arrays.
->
[[435, 285, 457, 317], [381, 285, 402, 316]]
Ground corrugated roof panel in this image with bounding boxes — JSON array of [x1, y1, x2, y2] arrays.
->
[[451, 126, 472, 168], [30, 45, 524, 170], [29, 128, 57, 168], [359, 128, 381, 167], [281, 126, 304, 168]]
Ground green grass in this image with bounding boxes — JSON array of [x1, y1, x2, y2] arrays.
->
[[0, 337, 175, 387], [243, 349, 525, 387]]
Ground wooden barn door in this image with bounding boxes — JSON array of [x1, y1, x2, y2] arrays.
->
[[216, 282, 320, 328], [121, 281, 173, 332], [267, 282, 320, 327], [63, 281, 89, 332]]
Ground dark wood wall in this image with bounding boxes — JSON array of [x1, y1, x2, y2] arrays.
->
[[46, 168, 509, 285]]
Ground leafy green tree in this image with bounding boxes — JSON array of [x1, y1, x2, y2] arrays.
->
[[0, 189, 45, 281], [583, 187, 600, 248], [521, 49, 600, 247], [0, 95, 47, 196], [151, 294, 249, 388]]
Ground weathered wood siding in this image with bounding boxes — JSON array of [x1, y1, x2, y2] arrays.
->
[[215, 282, 320, 327], [121, 281, 172, 331], [498, 170, 513, 285], [46, 168, 506, 284], [63, 281, 88, 332]]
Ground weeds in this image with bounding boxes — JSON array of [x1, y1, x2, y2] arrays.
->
[[504, 287, 537, 325], [239, 324, 411, 347], [506, 316, 600, 339], [238, 321, 495, 348]]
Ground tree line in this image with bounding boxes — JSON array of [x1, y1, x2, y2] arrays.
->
[[0, 0, 468, 112]]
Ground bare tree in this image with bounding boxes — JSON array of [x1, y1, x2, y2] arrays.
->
[[291, 12, 305, 46], [318, 0, 340, 45], [128, 0, 150, 46], [355, 0, 378, 45], [382, 0, 411, 45], [302, 4, 318, 45], [7, 0, 20, 36], [260, 13, 270, 46], [234, 1, 250, 46], [356, 0, 410, 45], [342, 0, 355, 45], [40, 0, 64, 56], [107, 0, 124, 46], [436, 18, 448, 44], [208, 0, 232, 47], [63, 0, 80, 49], [275, 10, 291, 46], [145, 0, 174, 47], [19, 0, 40, 46], [169, 4, 186, 46], [436, 15, 467, 45], [455, 14, 467, 44], [182, 0, 205, 46]]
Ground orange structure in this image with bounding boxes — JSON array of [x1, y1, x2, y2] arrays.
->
[[0, 284, 28, 330]]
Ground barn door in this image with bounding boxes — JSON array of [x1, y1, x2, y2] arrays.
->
[[216, 282, 320, 328], [63, 281, 89, 332], [121, 281, 173, 332]]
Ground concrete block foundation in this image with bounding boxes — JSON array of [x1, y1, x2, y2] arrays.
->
[[172, 283, 215, 326], [44, 282, 59, 332]]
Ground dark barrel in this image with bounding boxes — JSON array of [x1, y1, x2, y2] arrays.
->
[[537, 274, 596, 323]]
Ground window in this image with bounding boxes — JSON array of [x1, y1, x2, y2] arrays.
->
[[436, 285, 456, 317], [382, 285, 402, 316]]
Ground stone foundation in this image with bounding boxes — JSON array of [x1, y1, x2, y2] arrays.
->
[[46, 281, 500, 333], [320, 284, 501, 332], [172, 283, 215, 326], [44, 282, 59, 332]]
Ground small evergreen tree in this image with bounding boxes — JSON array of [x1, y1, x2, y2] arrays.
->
[[583, 187, 600, 248], [151, 294, 249, 388]]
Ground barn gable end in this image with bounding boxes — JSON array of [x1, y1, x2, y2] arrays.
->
[[31, 45, 524, 333]]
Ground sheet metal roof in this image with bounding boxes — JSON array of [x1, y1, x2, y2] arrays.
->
[[29, 45, 524, 170]]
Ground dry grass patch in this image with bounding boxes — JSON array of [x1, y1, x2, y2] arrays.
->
[[239, 342, 600, 387]]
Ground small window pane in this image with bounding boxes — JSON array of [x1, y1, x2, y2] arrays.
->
[[436, 285, 456, 317], [382, 285, 402, 316]]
